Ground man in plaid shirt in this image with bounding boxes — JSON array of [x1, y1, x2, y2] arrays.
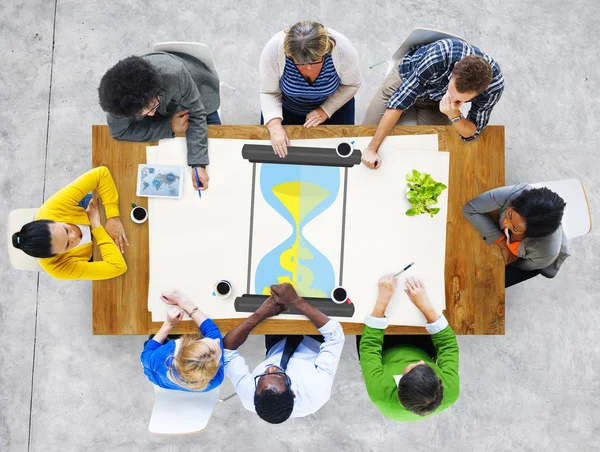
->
[[361, 38, 504, 170]]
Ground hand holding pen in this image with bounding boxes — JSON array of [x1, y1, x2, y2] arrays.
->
[[377, 262, 416, 305], [192, 166, 210, 197]]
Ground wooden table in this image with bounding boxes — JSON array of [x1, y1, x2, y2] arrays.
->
[[92, 124, 505, 335]]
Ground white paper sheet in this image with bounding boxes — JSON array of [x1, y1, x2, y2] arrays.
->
[[146, 138, 254, 321], [343, 149, 449, 326], [146, 135, 444, 324]]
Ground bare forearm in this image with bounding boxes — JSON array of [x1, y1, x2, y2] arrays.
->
[[266, 118, 283, 132], [452, 117, 477, 138], [369, 109, 403, 151], [295, 300, 329, 329], [371, 300, 388, 318], [153, 322, 174, 344], [422, 306, 439, 323], [223, 312, 265, 350], [179, 301, 208, 328]]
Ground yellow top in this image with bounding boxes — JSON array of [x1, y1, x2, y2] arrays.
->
[[35, 166, 127, 280]]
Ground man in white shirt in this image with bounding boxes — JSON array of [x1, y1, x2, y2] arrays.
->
[[223, 283, 345, 424]]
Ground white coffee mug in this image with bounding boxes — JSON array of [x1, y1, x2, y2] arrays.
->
[[130, 205, 148, 224], [331, 286, 350, 304], [335, 141, 354, 158], [214, 280, 232, 298]]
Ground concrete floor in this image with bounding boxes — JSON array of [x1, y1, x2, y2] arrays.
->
[[1, 0, 599, 451]]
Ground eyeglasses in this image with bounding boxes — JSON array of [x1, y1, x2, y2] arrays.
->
[[254, 367, 292, 389], [136, 99, 160, 119], [294, 59, 324, 67]]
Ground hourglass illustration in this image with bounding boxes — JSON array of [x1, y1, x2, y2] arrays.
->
[[254, 163, 340, 298], [234, 143, 361, 317]]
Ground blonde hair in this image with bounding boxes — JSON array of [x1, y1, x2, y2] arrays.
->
[[283, 21, 336, 64], [168, 333, 221, 391]]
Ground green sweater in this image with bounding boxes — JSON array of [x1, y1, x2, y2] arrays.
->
[[359, 324, 460, 421]]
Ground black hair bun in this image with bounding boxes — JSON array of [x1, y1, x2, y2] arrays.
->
[[12, 232, 22, 249]]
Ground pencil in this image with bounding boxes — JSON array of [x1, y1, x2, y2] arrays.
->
[[194, 167, 202, 199], [394, 262, 415, 278]]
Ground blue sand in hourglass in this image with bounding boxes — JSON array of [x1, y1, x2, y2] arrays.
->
[[255, 164, 341, 298]]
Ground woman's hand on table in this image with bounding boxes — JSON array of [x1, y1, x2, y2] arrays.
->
[[85, 198, 102, 230], [266, 118, 290, 158], [105, 217, 129, 253], [161, 290, 196, 314], [304, 107, 328, 128], [166, 307, 184, 326]]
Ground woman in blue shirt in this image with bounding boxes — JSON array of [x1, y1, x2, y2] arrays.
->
[[140, 291, 224, 392], [260, 21, 362, 157]]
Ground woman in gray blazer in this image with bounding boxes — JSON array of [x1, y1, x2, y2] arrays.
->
[[463, 184, 568, 287]]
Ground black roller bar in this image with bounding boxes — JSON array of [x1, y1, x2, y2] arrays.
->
[[242, 144, 362, 167], [234, 294, 355, 318]]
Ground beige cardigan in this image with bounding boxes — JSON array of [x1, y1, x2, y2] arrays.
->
[[259, 28, 362, 124]]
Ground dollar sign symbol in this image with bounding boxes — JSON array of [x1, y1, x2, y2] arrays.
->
[[279, 240, 326, 298]]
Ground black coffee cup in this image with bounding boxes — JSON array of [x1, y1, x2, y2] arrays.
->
[[130, 205, 148, 224], [331, 286, 349, 304], [336, 141, 353, 158], [214, 280, 232, 298]]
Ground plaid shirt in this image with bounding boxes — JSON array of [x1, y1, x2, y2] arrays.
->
[[387, 38, 504, 140]]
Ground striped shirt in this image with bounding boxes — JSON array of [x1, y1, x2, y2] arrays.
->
[[280, 54, 340, 116], [387, 38, 504, 140]]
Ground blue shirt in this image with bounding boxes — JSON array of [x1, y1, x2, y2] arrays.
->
[[387, 38, 504, 140], [140, 319, 224, 392], [280, 54, 340, 115]]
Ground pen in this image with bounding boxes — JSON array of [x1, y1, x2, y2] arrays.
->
[[194, 167, 202, 199], [394, 262, 415, 278]]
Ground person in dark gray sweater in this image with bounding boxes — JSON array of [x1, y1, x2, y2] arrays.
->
[[98, 52, 221, 191], [463, 184, 568, 287]]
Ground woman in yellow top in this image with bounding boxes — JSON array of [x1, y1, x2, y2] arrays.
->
[[11, 166, 128, 280]]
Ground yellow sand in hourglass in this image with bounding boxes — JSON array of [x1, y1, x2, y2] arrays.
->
[[261, 181, 330, 297]]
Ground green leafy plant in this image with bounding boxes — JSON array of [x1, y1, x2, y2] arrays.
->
[[405, 169, 447, 217]]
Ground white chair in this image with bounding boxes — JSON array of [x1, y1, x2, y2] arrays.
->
[[530, 179, 592, 240], [152, 42, 236, 119], [148, 385, 237, 434], [7, 208, 43, 272], [369, 27, 466, 75]]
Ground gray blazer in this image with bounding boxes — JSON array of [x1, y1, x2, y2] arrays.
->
[[463, 183, 569, 277], [106, 52, 220, 166]]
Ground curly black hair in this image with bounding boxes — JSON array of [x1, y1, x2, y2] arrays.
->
[[254, 386, 295, 424], [511, 187, 566, 238], [98, 56, 162, 117]]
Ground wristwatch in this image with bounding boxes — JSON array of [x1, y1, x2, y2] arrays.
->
[[451, 113, 464, 123]]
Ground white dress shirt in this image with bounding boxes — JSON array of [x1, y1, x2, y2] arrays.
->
[[224, 319, 345, 418], [364, 312, 449, 334]]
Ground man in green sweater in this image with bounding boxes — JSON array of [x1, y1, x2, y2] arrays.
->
[[358, 275, 460, 421]]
